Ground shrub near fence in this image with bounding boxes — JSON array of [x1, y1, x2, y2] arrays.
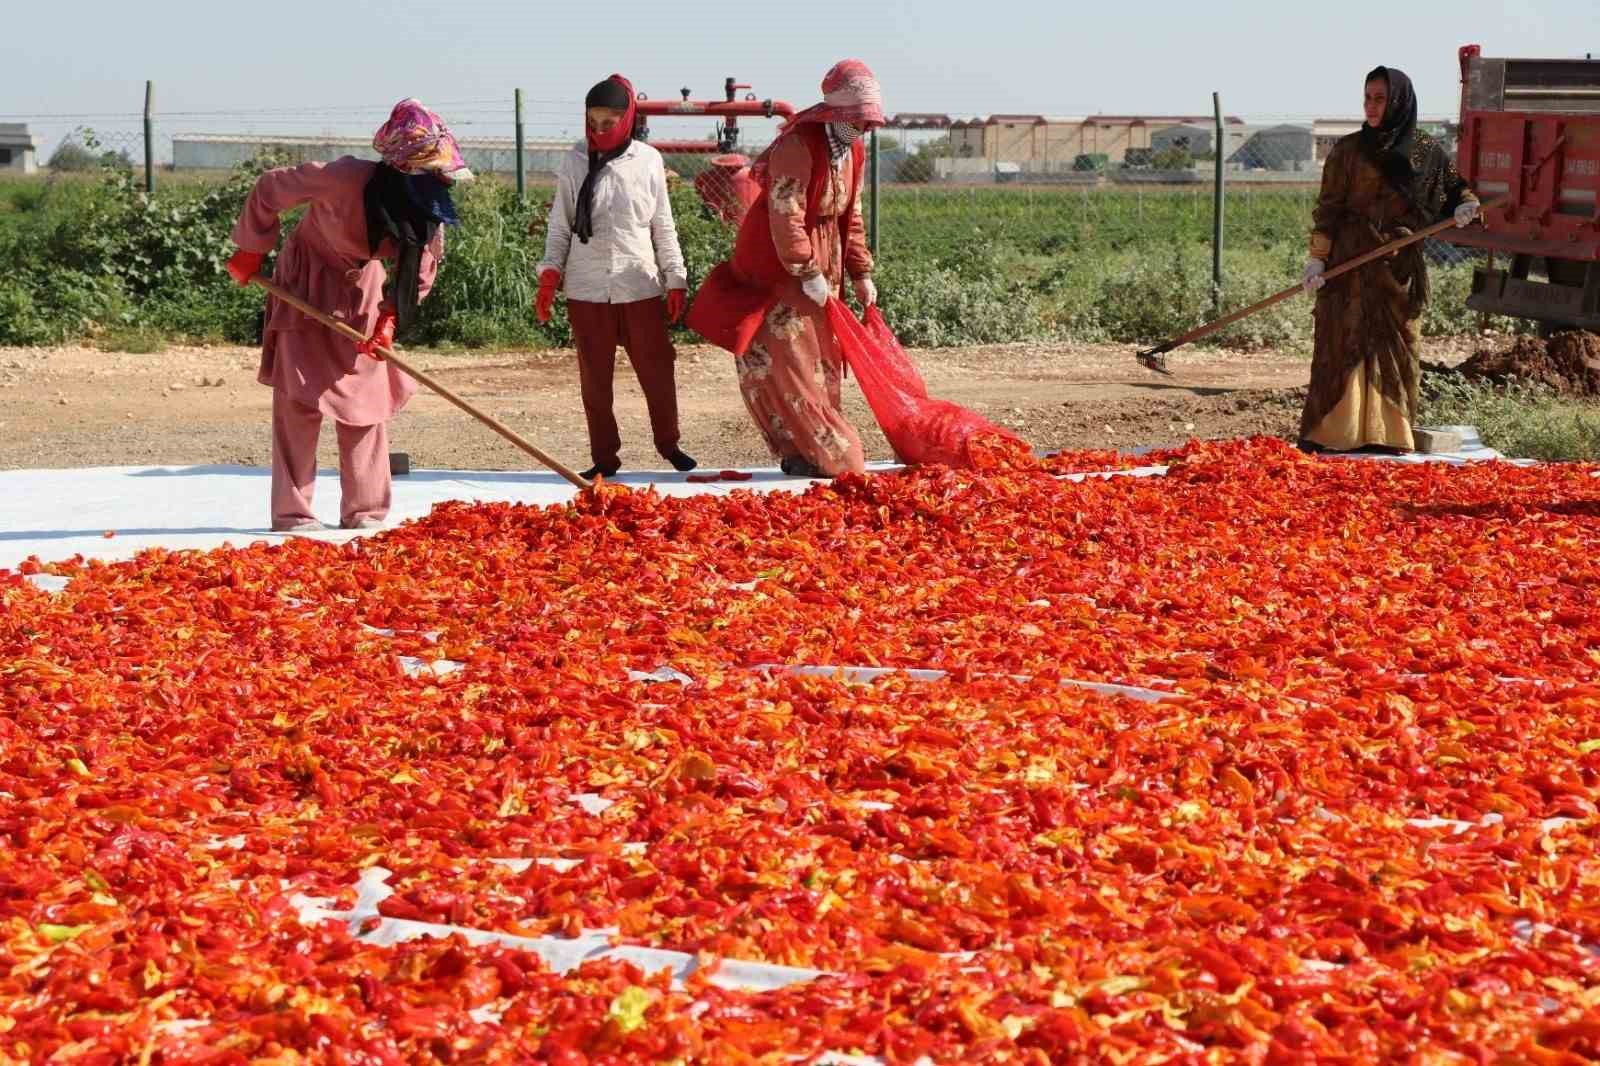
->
[[1, 152, 1508, 351]]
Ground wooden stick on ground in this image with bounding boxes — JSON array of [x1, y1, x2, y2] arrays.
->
[[248, 275, 591, 490], [1135, 196, 1511, 375]]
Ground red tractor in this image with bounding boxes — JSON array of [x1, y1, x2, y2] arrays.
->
[[1444, 45, 1600, 331], [633, 77, 797, 226]]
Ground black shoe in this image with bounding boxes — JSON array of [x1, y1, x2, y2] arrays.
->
[[780, 455, 825, 478], [665, 448, 698, 472], [580, 463, 620, 480]]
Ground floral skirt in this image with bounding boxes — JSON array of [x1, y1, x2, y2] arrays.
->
[[735, 297, 865, 476]]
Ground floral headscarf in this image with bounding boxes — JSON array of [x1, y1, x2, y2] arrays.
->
[[372, 99, 472, 179], [786, 60, 886, 129], [750, 60, 884, 188]]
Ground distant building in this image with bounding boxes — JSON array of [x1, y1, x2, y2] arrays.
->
[[1312, 119, 1363, 162], [171, 133, 572, 177], [886, 113, 955, 130], [1228, 124, 1315, 171], [1311, 118, 1458, 165], [1151, 123, 1214, 157], [0, 124, 42, 174], [948, 114, 1246, 165]]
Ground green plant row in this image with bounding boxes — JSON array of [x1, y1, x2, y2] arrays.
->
[[0, 161, 1509, 351], [1420, 374, 1600, 462]]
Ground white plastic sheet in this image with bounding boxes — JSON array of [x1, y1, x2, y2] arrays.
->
[[292, 866, 826, 992]]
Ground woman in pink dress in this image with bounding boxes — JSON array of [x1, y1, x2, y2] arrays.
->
[[224, 99, 470, 531], [687, 59, 883, 478]]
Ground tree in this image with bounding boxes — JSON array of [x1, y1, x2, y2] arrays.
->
[[47, 142, 98, 172], [1152, 146, 1194, 171], [895, 140, 954, 184], [48, 132, 132, 173]]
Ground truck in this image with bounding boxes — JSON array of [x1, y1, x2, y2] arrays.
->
[[1443, 45, 1600, 331]]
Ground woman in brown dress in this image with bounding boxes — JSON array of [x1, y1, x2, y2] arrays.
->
[[1299, 66, 1479, 452]]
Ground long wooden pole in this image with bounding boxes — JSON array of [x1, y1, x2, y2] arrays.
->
[[1136, 196, 1510, 374], [248, 276, 591, 489]]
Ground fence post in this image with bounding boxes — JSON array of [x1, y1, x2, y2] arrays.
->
[[514, 88, 526, 203], [868, 128, 880, 256], [143, 80, 155, 195], [1211, 91, 1223, 317]]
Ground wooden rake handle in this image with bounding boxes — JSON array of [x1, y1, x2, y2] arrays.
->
[[1138, 195, 1510, 364], [248, 275, 591, 490]]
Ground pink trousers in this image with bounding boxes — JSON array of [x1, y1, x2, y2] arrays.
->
[[271, 389, 390, 530]]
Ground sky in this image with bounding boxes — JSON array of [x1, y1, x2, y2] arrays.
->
[[1, 0, 1591, 154]]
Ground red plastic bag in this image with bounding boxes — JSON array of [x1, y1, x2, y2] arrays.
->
[[826, 301, 1033, 470]]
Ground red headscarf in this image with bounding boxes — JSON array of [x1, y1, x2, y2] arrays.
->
[[786, 60, 885, 129], [585, 74, 637, 153]]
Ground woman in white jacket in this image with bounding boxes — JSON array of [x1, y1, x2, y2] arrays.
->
[[535, 74, 695, 480]]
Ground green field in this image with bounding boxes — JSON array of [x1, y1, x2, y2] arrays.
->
[[0, 163, 1499, 351]]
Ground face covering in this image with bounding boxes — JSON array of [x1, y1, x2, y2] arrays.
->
[[826, 122, 862, 161], [575, 75, 637, 244]]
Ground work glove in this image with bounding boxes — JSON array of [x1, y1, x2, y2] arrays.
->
[[1302, 258, 1326, 293], [801, 272, 830, 307], [666, 287, 686, 324], [535, 269, 562, 324], [853, 276, 878, 307], [1454, 200, 1481, 228], [225, 248, 265, 287], [357, 303, 396, 360]]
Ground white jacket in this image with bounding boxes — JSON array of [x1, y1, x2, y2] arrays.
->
[[538, 140, 688, 304]]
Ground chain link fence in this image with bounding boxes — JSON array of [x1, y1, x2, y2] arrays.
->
[[870, 112, 1476, 261], [40, 127, 149, 174], [6, 91, 1492, 350], [26, 100, 1479, 277]]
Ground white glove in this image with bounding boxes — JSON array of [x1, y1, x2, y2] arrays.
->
[[801, 272, 830, 307], [1454, 200, 1480, 228], [1302, 258, 1326, 292], [853, 276, 877, 307]]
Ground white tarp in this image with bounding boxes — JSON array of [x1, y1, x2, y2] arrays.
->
[[2, 437, 1508, 573]]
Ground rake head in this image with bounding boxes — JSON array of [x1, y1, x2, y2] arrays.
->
[[1134, 344, 1174, 376]]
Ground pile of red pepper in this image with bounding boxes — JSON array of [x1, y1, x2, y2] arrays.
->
[[3, 438, 1599, 1062]]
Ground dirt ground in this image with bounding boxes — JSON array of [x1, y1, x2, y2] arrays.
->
[[0, 336, 1484, 471]]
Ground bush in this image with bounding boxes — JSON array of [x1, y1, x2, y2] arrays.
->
[[1420, 260, 1528, 337], [1151, 146, 1194, 170], [47, 142, 125, 173], [0, 166, 1531, 353], [0, 272, 123, 346], [93, 324, 167, 354], [1032, 241, 1311, 351], [412, 179, 545, 348], [895, 153, 935, 184], [876, 238, 1052, 347], [1421, 373, 1600, 461]]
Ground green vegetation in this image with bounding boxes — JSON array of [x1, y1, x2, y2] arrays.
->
[[0, 160, 1513, 351], [1421, 374, 1600, 462]]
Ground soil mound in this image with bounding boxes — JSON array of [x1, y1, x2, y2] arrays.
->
[[1456, 331, 1600, 396]]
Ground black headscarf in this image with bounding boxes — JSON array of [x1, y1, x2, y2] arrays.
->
[[1359, 66, 1421, 195], [1358, 65, 1468, 229], [574, 77, 636, 244], [364, 163, 458, 334]]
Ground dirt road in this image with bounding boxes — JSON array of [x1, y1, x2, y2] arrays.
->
[[0, 336, 1477, 471]]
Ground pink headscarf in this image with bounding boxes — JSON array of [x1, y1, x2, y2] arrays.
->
[[786, 59, 886, 129], [372, 99, 472, 178], [750, 60, 884, 189]]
